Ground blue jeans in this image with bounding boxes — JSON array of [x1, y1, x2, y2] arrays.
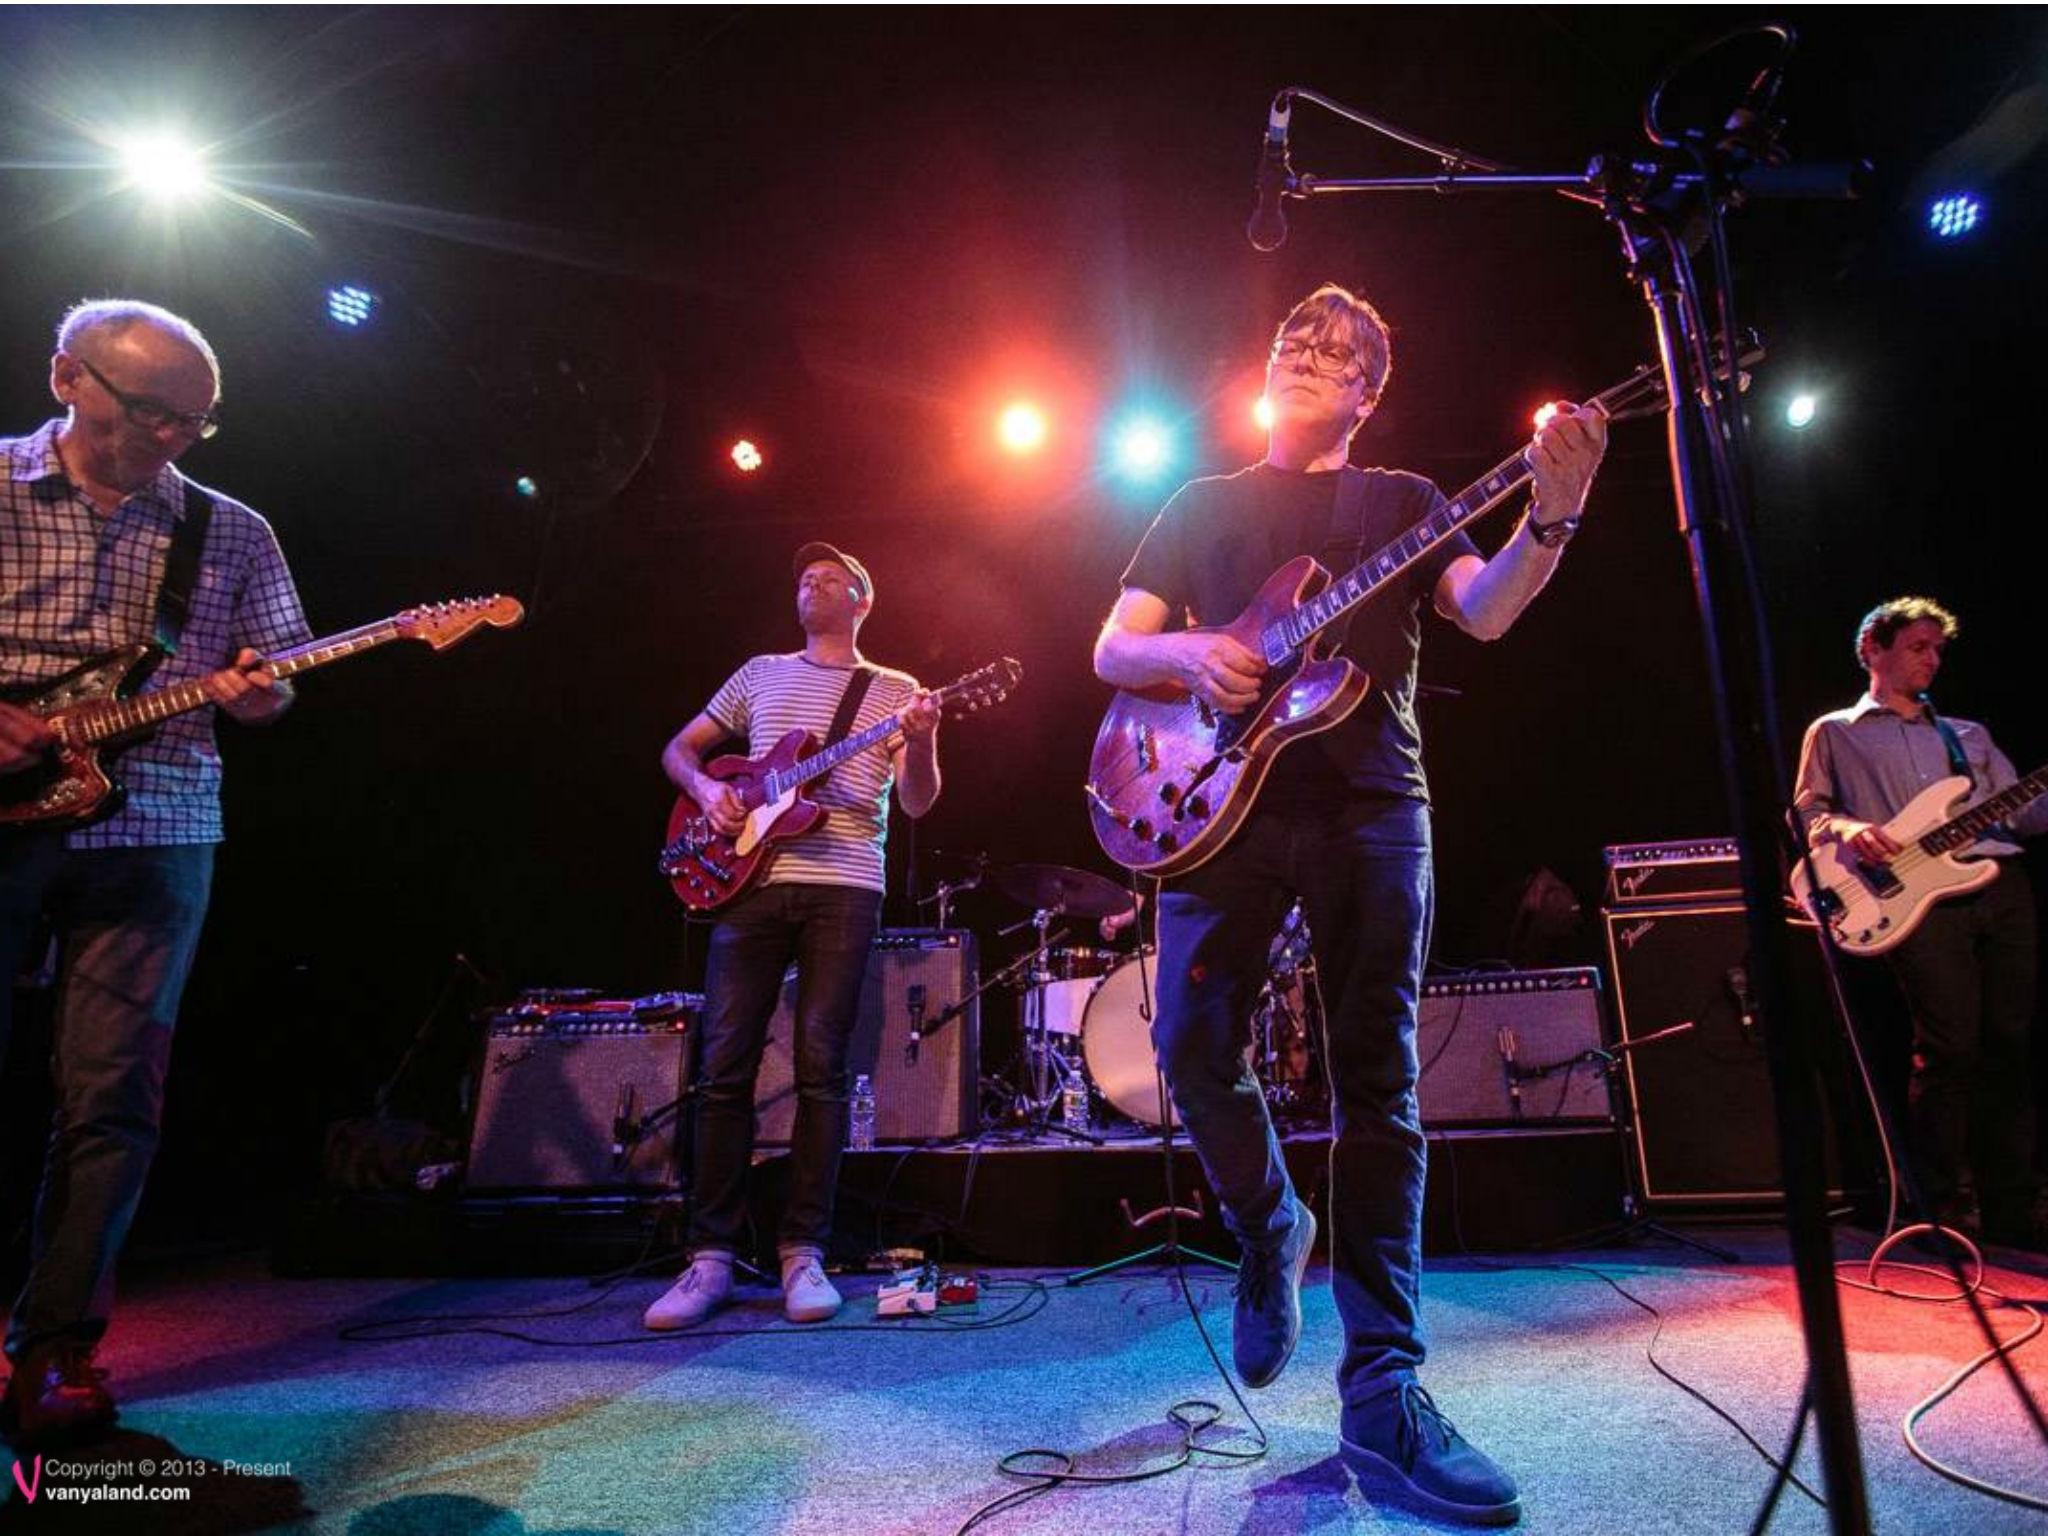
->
[[1153, 797, 1432, 1406], [688, 881, 881, 1257], [0, 838, 215, 1360]]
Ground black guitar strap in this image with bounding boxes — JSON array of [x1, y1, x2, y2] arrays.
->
[[819, 665, 877, 778], [153, 479, 214, 657], [1921, 694, 1973, 786], [1319, 465, 1373, 655]]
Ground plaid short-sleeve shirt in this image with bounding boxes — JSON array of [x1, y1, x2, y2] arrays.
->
[[1, 419, 312, 846]]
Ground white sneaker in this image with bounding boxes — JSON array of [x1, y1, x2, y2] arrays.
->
[[642, 1256, 734, 1331], [781, 1253, 842, 1323]]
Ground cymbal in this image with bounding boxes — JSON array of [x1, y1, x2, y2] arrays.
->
[[993, 863, 1136, 920]]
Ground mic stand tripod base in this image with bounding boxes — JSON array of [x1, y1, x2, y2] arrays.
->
[[1063, 1187, 1239, 1286]]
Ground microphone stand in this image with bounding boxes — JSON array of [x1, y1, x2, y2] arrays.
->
[[1267, 63, 1874, 1532]]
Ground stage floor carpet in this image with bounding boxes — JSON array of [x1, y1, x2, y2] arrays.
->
[[3, 1225, 2045, 1534]]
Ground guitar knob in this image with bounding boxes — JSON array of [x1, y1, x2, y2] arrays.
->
[[1129, 818, 1154, 841], [1157, 783, 1180, 805], [1184, 795, 1209, 820], [1155, 831, 1179, 855]]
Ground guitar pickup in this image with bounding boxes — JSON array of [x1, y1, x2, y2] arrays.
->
[[1853, 859, 1903, 899], [697, 855, 735, 882]]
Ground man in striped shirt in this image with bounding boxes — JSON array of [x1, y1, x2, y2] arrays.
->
[[1, 301, 309, 1445], [646, 543, 939, 1328]]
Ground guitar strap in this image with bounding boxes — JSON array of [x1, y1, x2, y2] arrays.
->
[[818, 664, 877, 781], [153, 479, 215, 658], [1319, 465, 1373, 656], [1921, 695, 1973, 785]]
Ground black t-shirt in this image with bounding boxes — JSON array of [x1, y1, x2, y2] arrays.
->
[[1118, 462, 1479, 807]]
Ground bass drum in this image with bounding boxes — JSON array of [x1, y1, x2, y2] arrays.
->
[[1081, 949, 1179, 1129]]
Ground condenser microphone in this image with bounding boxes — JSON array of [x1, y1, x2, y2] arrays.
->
[[1247, 91, 1295, 253]]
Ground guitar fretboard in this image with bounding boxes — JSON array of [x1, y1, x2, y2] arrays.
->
[[1260, 366, 1660, 665], [70, 620, 406, 745], [1920, 765, 2048, 854], [762, 672, 991, 801]]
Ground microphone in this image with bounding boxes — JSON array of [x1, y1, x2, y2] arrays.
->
[[1726, 965, 1757, 1039], [611, 1083, 637, 1169], [1718, 63, 1787, 161], [1247, 90, 1295, 253], [1497, 1026, 1523, 1121], [905, 983, 928, 1067]]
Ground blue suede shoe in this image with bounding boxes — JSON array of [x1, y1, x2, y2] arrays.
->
[[1341, 1380, 1521, 1526], [1231, 1195, 1315, 1388]]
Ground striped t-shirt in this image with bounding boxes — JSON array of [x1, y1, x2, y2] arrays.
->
[[703, 652, 922, 893]]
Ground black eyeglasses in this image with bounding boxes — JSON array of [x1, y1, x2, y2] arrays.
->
[[73, 355, 220, 440], [1270, 336, 1360, 377]]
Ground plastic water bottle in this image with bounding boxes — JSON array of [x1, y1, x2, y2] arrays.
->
[[850, 1074, 877, 1151], [1061, 1076, 1089, 1134]]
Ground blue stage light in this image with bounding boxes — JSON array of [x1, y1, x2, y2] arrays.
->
[[1110, 417, 1174, 483], [1926, 194, 1982, 239], [326, 286, 377, 328], [1785, 393, 1818, 430], [514, 475, 540, 499]]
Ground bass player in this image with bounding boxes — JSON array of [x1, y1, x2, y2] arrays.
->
[[1091, 283, 1606, 1526], [645, 543, 939, 1330], [1793, 595, 2047, 1250]]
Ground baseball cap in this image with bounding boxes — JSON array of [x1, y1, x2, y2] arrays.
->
[[792, 541, 873, 602]]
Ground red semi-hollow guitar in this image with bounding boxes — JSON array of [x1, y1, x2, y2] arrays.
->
[[1085, 353, 1756, 876], [660, 657, 1021, 913]]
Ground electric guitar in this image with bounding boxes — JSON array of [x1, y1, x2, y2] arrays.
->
[[1790, 765, 2048, 955], [1085, 354, 1756, 876], [660, 657, 1022, 913], [0, 595, 525, 831]]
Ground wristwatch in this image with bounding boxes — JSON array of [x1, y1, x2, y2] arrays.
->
[[1526, 503, 1580, 548]]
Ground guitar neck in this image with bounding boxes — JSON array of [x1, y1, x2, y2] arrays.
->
[[1263, 450, 1533, 662], [1921, 764, 2048, 854], [70, 619, 408, 745], [773, 710, 907, 798]]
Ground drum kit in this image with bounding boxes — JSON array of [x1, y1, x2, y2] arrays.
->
[[925, 858, 1327, 1139]]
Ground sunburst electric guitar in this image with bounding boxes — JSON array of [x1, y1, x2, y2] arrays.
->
[[659, 657, 1022, 913], [0, 595, 525, 831], [1790, 764, 2048, 955], [1085, 352, 1759, 876]]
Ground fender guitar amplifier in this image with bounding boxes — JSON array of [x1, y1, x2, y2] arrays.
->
[[466, 995, 699, 1191], [757, 928, 979, 1145], [1416, 968, 1614, 1127]]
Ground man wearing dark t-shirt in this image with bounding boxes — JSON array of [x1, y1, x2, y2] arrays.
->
[[1095, 284, 1607, 1526]]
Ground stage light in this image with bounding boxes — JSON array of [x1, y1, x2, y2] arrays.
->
[[1927, 194, 1982, 239], [997, 401, 1048, 454], [730, 439, 763, 472], [1252, 395, 1275, 430], [1533, 402, 1562, 431], [326, 286, 377, 329], [1785, 393, 1817, 430], [114, 131, 210, 202], [1111, 418, 1173, 482], [514, 475, 540, 498]]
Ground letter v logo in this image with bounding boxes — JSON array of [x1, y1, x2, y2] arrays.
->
[[11, 1454, 42, 1502]]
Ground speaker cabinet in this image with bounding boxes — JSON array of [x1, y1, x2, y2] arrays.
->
[[757, 928, 979, 1145], [1417, 968, 1614, 1127], [467, 1019, 690, 1191], [1604, 903, 1856, 1205]]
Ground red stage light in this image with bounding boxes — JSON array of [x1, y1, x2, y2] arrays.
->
[[731, 439, 763, 472], [1532, 402, 1559, 431], [997, 402, 1048, 454], [1252, 395, 1275, 430]]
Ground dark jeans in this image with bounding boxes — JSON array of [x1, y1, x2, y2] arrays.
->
[[1153, 796, 1432, 1406], [0, 837, 215, 1360], [689, 881, 881, 1258], [1886, 862, 2040, 1221]]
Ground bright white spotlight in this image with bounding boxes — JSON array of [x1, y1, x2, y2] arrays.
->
[[997, 402, 1047, 454], [730, 439, 763, 472], [1252, 395, 1275, 430], [326, 286, 377, 328], [1927, 194, 1982, 239], [1785, 393, 1818, 430], [115, 131, 210, 202], [1114, 420, 1172, 480]]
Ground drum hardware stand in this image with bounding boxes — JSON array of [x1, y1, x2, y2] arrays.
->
[[1009, 903, 1103, 1145]]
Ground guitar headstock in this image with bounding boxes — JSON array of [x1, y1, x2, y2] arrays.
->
[[938, 657, 1023, 716], [1595, 333, 1768, 423], [395, 595, 526, 651]]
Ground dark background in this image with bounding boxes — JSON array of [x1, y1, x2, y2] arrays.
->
[[1, 6, 2042, 1242]]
